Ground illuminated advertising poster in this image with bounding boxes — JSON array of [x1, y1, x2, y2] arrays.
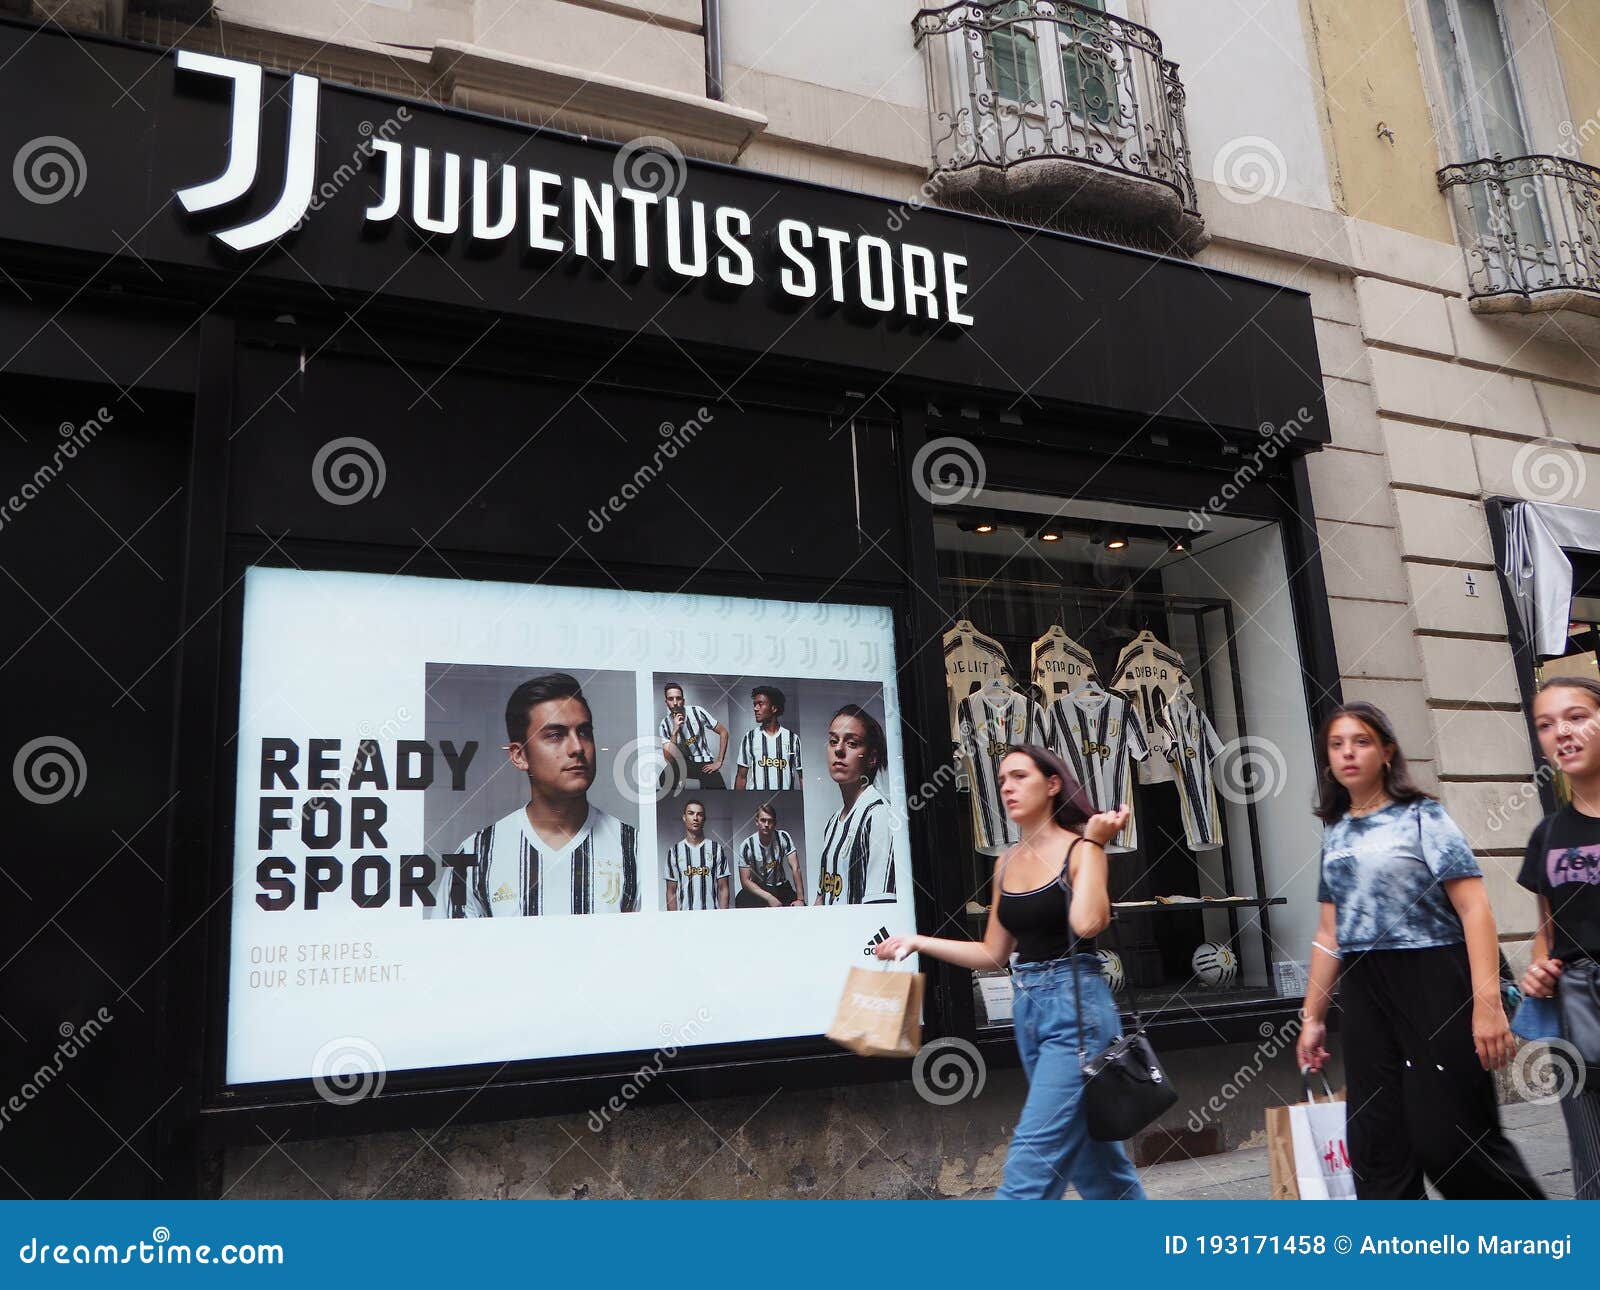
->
[[226, 567, 914, 1084]]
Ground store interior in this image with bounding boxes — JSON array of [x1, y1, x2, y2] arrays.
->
[[933, 488, 1324, 1027]]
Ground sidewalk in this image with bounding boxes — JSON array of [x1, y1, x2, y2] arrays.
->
[[1096, 1100, 1573, 1200]]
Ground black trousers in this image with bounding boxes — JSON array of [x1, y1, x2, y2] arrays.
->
[[1341, 943, 1543, 1199], [735, 882, 797, 908]]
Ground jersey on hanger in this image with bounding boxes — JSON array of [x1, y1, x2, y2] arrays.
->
[[664, 837, 731, 910], [447, 805, 639, 916], [1162, 691, 1226, 851], [736, 726, 801, 790], [1031, 626, 1097, 702], [816, 784, 896, 905], [1113, 631, 1190, 786], [943, 621, 1017, 739], [956, 689, 1051, 855], [1049, 686, 1148, 853]]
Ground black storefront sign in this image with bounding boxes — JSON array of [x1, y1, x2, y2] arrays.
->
[[0, 18, 1336, 1198]]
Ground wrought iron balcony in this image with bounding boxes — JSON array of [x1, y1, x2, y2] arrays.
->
[[913, 0, 1203, 250], [1438, 154, 1600, 316]]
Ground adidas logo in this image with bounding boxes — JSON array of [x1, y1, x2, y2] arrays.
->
[[862, 926, 891, 956], [492, 883, 515, 904]]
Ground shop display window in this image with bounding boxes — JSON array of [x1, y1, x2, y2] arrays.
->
[[933, 489, 1324, 1026]]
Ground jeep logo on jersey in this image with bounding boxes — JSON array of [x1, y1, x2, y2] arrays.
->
[[173, 51, 319, 251]]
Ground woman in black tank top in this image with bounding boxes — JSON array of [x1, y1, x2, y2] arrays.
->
[[875, 745, 1145, 1199]]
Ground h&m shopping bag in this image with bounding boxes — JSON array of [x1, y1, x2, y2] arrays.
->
[[826, 964, 924, 1058], [1267, 1077, 1355, 1200]]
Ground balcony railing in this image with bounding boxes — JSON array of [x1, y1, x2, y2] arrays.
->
[[913, 0, 1202, 249], [1438, 154, 1600, 316]]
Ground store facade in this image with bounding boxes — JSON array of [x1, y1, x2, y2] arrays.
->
[[0, 19, 1338, 1197]]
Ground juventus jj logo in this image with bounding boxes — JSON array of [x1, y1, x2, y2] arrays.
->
[[173, 51, 319, 251], [862, 926, 890, 956]]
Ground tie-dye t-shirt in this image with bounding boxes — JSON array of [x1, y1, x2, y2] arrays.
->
[[1517, 807, 1600, 963], [1316, 798, 1479, 952]]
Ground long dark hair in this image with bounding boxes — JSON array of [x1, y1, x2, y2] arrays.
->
[[1001, 745, 1094, 831], [1313, 701, 1433, 823]]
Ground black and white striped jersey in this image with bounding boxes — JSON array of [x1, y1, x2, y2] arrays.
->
[[659, 703, 720, 764], [664, 837, 731, 910], [1031, 626, 1097, 702], [1112, 631, 1191, 786], [1049, 685, 1148, 853], [446, 804, 638, 917], [944, 621, 1016, 737], [736, 726, 801, 790], [1161, 691, 1226, 851], [737, 829, 797, 890], [816, 784, 896, 905], [956, 690, 1051, 855]]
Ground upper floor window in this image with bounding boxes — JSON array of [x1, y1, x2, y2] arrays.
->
[[987, 1, 1043, 103], [1426, 0, 1534, 161]]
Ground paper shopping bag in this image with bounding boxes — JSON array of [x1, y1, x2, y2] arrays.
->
[[1268, 1086, 1354, 1200], [826, 965, 924, 1058]]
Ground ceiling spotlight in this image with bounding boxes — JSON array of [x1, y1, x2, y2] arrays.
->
[[1105, 534, 1128, 551], [1038, 526, 1062, 542], [1169, 535, 1187, 554], [974, 520, 997, 534]]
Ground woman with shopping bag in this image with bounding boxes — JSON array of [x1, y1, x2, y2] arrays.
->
[[1518, 676, 1600, 1200], [874, 746, 1146, 1199], [1296, 702, 1542, 1199]]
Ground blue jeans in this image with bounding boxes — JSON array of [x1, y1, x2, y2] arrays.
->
[[996, 956, 1147, 1200]]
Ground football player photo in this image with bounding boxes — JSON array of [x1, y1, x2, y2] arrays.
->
[[815, 703, 896, 906], [664, 798, 731, 911], [733, 799, 805, 908], [445, 671, 639, 917], [659, 680, 731, 789], [734, 684, 803, 791]]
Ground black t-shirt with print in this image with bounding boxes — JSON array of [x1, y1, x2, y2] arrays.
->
[[1519, 806, 1600, 962]]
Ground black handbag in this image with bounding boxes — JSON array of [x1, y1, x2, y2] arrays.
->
[[1064, 891, 1179, 1142], [1558, 959, 1600, 1067]]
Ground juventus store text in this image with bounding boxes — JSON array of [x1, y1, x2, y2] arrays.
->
[[0, 19, 1342, 1198]]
